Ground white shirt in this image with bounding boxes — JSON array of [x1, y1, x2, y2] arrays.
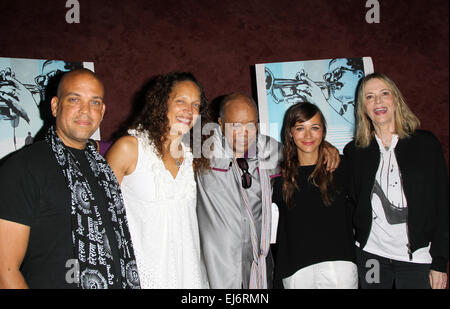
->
[[360, 134, 431, 264], [120, 130, 209, 288]]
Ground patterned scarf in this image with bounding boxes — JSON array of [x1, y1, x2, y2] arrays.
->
[[46, 127, 140, 289]]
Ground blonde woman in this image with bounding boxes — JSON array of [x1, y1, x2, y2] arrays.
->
[[344, 73, 448, 289]]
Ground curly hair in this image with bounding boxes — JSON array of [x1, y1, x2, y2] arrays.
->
[[329, 57, 364, 72], [129, 72, 211, 172], [280, 102, 335, 207]]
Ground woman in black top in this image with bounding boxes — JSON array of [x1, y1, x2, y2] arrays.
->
[[344, 73, 448, 289], [273, 102, 356, 289]]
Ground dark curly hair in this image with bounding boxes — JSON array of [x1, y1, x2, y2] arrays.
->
[[280, 102, 335, 207], [329, 57, 364, 72], [129, 72, 211, 172]]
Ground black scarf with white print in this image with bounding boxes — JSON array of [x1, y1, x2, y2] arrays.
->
[[46, 126, 140, 289]]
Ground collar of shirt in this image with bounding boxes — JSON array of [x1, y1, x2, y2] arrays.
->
[[375, 133, 399, 153]]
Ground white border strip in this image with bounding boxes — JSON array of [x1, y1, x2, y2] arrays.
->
[[255, 63, 269, 136], [363, 57, 374, 75]]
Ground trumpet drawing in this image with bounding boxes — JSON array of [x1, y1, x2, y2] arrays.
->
[[265, 67, 329, 104]]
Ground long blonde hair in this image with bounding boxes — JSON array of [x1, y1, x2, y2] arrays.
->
[[355, 73, 420, 147]]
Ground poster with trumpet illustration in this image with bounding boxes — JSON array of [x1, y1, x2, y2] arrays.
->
[[0, 57, 96, 160], [255, 57, 374, 153]]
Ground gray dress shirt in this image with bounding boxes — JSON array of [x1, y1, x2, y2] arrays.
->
[[196, 128, 281, 288]]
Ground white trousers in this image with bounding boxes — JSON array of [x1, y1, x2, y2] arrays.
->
[[282, 261, 358, 289]]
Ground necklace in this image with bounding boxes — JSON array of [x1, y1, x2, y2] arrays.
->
[[175, 159, 182, 167], [384, 145, 390, 151]]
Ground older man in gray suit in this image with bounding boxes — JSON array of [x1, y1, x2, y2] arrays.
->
[[196, 93, 339, 289]]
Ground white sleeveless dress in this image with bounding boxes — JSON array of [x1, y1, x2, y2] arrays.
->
[[120, 129, 209, 288]]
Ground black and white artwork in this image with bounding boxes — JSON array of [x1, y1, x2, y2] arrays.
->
[[256, 57, 374, 152], [0, 57, 96, 160]]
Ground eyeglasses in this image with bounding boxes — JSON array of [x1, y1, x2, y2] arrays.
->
[[323, 67, 356, 83], [236, 158, 252, 189]]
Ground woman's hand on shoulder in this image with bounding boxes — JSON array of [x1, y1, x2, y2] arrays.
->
[[322, 141, 340, 172], [105, 135, 138, 184]]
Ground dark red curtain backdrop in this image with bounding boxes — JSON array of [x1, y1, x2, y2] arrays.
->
[[0, 0, 448, 164]]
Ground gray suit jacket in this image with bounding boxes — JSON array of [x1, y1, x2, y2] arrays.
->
[[196, 128, 282, 288]]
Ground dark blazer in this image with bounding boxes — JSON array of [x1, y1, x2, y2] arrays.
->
[[344, 130, 449, 272]]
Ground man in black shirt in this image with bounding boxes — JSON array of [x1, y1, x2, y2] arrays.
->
[[0, 69, 140, 289]]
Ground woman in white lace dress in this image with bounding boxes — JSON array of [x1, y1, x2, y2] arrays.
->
[[106, 72, 210, 288]]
